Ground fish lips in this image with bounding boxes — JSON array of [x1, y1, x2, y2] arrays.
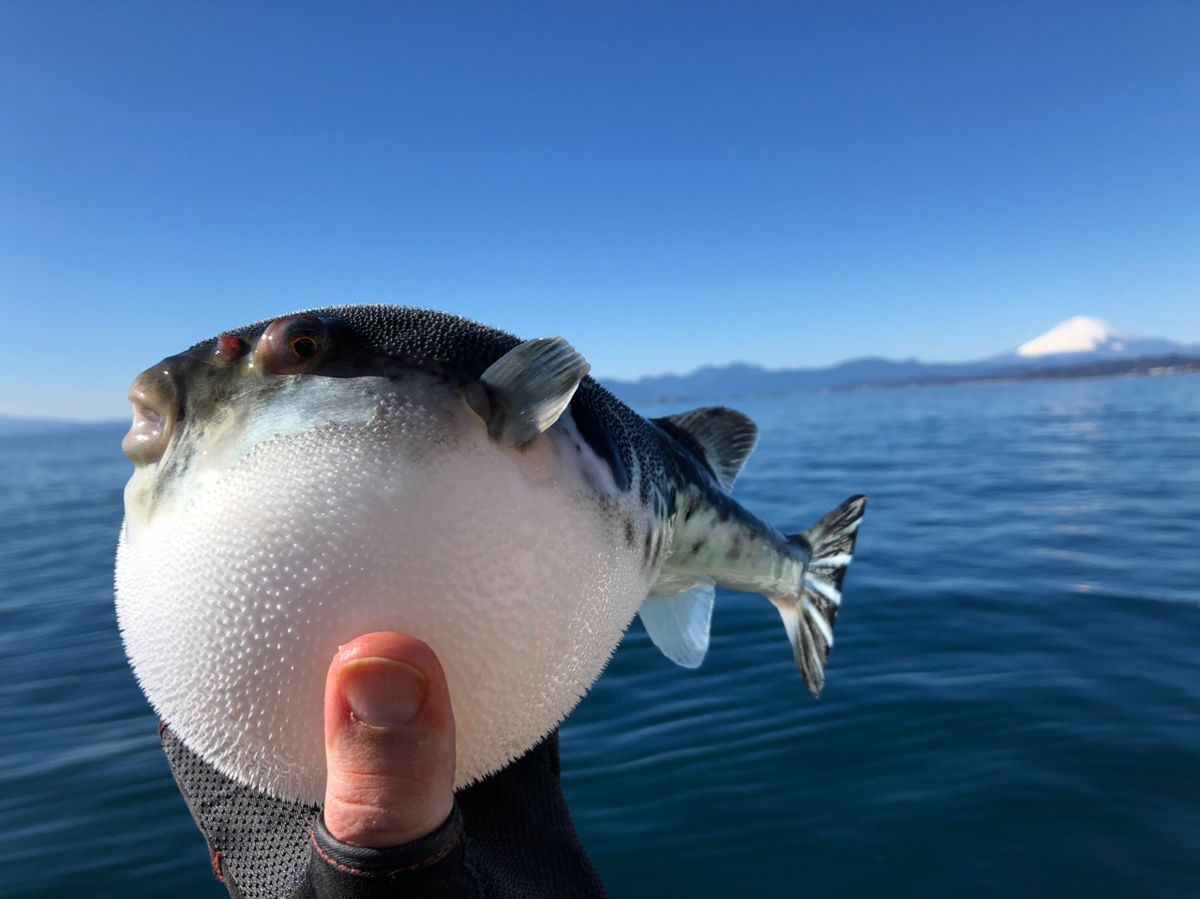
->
[[123, 362, 180, 465]]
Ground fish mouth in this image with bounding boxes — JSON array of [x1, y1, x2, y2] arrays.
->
[[122, 363, 180, 465]]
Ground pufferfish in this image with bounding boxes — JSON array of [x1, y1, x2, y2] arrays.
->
[[115, 306, 866, 804]]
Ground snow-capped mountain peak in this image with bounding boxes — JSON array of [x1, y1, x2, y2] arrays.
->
[[1016, 316, 1126, 358]]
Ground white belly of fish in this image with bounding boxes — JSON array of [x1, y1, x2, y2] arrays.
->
[[115, 388, 649, 803]]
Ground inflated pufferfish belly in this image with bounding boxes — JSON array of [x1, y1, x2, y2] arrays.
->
[[115, 306, 866, 804]]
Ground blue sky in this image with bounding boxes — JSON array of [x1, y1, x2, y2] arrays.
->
[[2, 2, 1197, 419]]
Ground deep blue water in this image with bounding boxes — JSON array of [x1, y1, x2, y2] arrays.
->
[[2, 374, 1198, 898]]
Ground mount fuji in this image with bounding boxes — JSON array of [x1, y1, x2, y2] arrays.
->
[[1010, 316, 1185, 362], [604, 316, 1200, 403]]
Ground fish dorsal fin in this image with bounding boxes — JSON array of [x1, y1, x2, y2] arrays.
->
[[653, 407, 759, 491], [639, 579, 716, 668], [478, 337, 590, 446]]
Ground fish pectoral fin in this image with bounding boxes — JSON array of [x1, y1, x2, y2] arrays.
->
[[652, 407, 759, 491], [639, 579, 716, 668], [477, 336, 591, 446]]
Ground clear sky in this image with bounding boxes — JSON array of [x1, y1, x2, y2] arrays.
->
[[2, 2, 1197, 419]]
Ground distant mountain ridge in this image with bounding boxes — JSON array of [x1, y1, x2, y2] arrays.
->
[[603, 317, 1200, 403]]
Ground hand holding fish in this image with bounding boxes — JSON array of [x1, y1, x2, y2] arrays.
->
[[124, 305, 868, 894], [162, 630, 607, 897]]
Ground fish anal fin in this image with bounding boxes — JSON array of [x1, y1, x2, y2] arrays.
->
[[639, 578, 716, 668], [478, 337, 590, 446], [653, 407, 759, 491]]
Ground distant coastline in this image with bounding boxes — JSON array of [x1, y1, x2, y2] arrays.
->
[[611, 354, 1200, 405], [857, 353, 1200, 392], [604, 317, 1200, 405]]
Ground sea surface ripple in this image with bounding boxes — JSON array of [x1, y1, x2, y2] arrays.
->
[[1, 374, 1197, 897]]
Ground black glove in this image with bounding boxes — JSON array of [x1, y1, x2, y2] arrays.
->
[[162, 725, 607, 898], [158, 631, 607, 899]]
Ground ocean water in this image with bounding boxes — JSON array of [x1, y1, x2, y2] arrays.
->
[[1, 374, 1198, 898]]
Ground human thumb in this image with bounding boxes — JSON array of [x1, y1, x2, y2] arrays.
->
[[323, 632, 456, 848]]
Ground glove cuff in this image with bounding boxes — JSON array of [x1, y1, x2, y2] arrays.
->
[[305, 806, 476, 897], [310, 804, 463, 877]]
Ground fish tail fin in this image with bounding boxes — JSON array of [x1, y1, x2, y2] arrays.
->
[[770, 495, 867, 697]]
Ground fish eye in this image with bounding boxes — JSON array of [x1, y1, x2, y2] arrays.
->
[[289, 334, 320, 359], [257, 315, 330, 374]]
